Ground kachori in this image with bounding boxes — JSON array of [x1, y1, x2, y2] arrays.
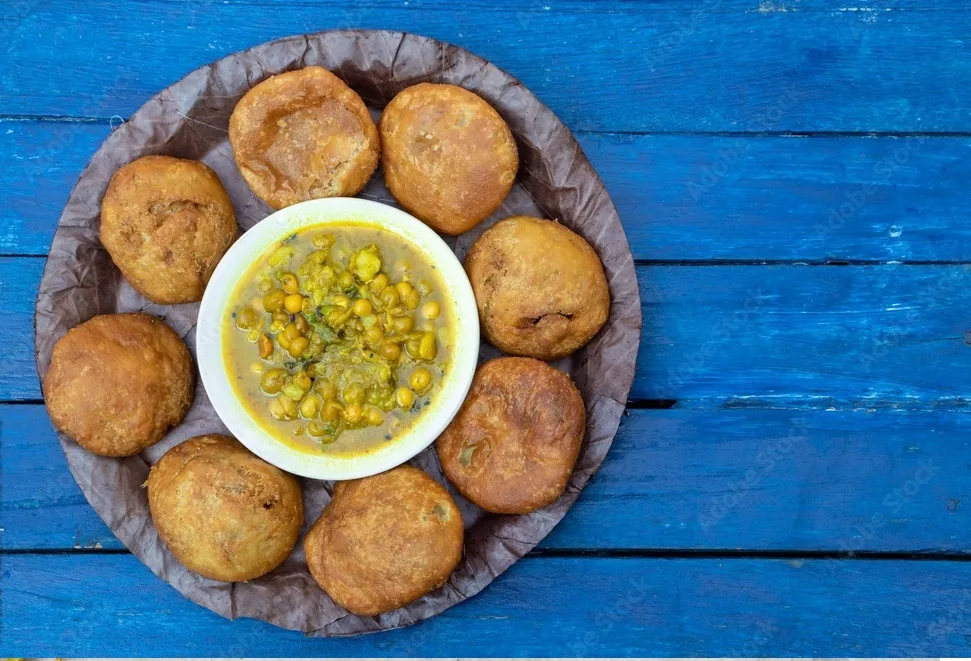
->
[[304, 465, 463, 615], [465, 215, 609, 360], [380, 83, 518, 235], [229, 67, 379, 209], [147, 434, 303, 582], [436, 357, 585, 514], [43, 313, 194, 457], [100, 155, 238, 304]]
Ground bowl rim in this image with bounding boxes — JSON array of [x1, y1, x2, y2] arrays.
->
[[196, 197, 480, 480]]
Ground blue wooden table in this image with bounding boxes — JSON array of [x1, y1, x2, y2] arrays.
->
[[3, 0, 971, 656]]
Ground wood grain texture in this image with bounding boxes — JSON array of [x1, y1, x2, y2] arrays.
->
[[3, 2, 971, 132], [6, 122, 971, 261], [7, 259, 971, 405], [5, 405, 968, 553], [2, 553, 969, 656]]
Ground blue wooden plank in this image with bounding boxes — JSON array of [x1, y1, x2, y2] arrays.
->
[[3, 2, 971, 131], [5, 404, 969, 553], [1, 553, 969, 656], [8, 259, 971, 403], [635, 264, 971, 406], [6, 122, 971, 261]]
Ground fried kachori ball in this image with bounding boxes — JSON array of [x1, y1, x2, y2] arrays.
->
[[465, 215, 610, 360], [229, 66, 379, 209], [147, 434, 304, 583], [436, 357, 585, 514], [100, 155, 238, 304], [379, 83, 518, 235], [304, 465, 463, 616], [43, 313, 194, 457]]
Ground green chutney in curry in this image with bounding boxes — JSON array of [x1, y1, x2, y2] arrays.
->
[[224, 223, 453, 456]]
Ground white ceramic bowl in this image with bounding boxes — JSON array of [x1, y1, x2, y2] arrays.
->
[[197, 198, 480, 480]]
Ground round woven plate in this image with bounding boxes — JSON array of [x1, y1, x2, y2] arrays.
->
[[34, 30, 641, 636]]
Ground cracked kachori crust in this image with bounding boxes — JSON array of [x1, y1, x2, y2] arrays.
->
[[436, 357, 585, 514], [304, 465, 463, 616], [100, 155, 238, 304], [380, 83, 518, 235], [43, 313, 194, 457], [229, 66, 379, 209], [464, 216, 610, 360], [147, 434, 304, 583]]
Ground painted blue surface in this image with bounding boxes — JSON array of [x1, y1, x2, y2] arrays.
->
[[3, 0, 971, 656]]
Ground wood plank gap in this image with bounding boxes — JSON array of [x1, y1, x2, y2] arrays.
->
[[635, 259, 971, 266], [6, 548, 971, 560]]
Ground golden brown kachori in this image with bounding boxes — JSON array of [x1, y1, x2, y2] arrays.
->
[[100, 155, 237, 304], [43, 313, 194, 457], [304, 465, 463, 615], [229, 66, 379, 209], [465, 215, 609, 360], [436, 357, 585, 514], [147, 433, 304, 582], [380, 83, 518, 235]]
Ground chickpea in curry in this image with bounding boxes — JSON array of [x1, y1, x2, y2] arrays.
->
[[225, 224, 452, 455]]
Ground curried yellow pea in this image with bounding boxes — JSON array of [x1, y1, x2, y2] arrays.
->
[[293, 371, 313, 391], [294, 314, 310, 334], [300, 395, 321, 419], [288, 336, 310, 357], [261, 368, 288, 394], [280, 272, 300, 294], [338, 271, 354, 289], [322, 400, 344, 422], [352, 299, 373, 316], [314, 380, 338, 401], [258, 334, 273, 359], [270, 395, 298, 421], [235, 307, 261, 330], [370, 273, 389, 292], [263, 289, 285, 313], [283, 322, 301, 341], [395, 281, 414, 298], [365, 326, 385, 345], [380, 342, 401, 361], [421, 300, 441, 320], [409, 368, 432, 394], [307, 421, 326, 437], [380, 286, 400, 308], [334, 294, 350, 308], [344, 403, 364, 424], [396, 387, 416, 408], [392, 316, 414, 333], [284, 293, 304, 314], [403, 289, 421, 310], [366, 407, 384, 425], [418, 332, 437, 360]]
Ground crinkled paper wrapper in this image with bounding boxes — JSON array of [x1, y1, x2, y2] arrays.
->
[[33, 30, 642, 636]]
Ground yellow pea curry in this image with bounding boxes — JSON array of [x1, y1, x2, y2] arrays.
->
[[224, 223, 453, 455]]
